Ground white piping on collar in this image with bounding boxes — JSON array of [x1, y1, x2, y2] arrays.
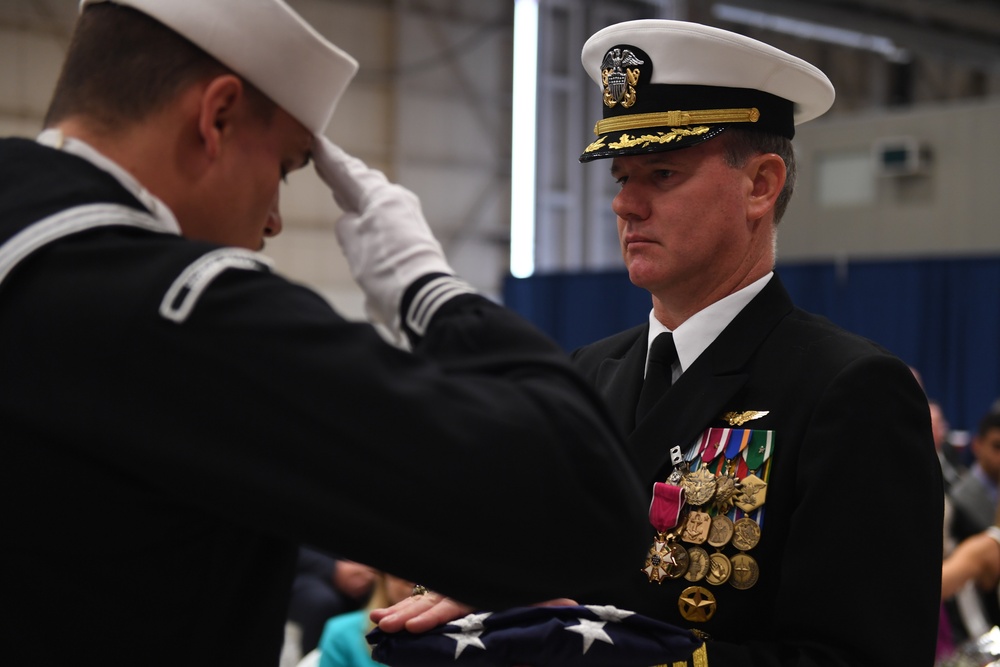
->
[[159, 248, 273, 324], [0, 203, 173, 288], [0, 201, 274, 326]]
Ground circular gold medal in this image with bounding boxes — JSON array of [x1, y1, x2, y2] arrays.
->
[[684, 546, 710, 582], [706, 552, 732, 585], [678, 585, 717, 623], [707, 514, 734, 547], [681, 466, 717, 506], [665, 542, 690, 579], [729, 552, 760, 590], [731, 517, 761, 551]]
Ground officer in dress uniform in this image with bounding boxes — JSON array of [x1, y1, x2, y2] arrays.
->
[[569, 19, 943, 666], [0, 2, 650, 664], [372, 19, 944, 667]]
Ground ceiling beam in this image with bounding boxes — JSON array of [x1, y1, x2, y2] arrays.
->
[[709, 0, 1000, 68]]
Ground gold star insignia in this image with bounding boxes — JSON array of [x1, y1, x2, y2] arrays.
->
[[678, 586, 717, 622]]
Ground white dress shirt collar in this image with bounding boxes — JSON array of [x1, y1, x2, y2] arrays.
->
[[646, 272, 773, 378]]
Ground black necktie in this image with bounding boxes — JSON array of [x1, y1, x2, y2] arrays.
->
[[635, 332, 678, 424]]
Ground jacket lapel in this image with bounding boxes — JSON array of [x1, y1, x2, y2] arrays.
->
[[594, 327, 648, 442], [628, 276, 795, 481]]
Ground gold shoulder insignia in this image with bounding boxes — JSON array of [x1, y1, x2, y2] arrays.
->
[[722, 410, 770, 426]]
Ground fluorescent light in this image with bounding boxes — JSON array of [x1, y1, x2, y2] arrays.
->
[[713, 4, 910, 63], [510, 0, 539, 278]]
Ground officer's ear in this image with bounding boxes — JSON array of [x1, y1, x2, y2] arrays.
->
[[744, 152, 786, 223], [196, 74, 244, 160]]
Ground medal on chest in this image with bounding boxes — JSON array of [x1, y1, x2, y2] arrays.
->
[[643, 447, 690, 583], [642, 422, 776, 623]]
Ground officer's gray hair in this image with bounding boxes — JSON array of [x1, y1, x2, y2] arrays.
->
[[719, 129, 797, 224]]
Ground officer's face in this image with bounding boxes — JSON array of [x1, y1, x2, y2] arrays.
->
[[609, 138, 768, 314]]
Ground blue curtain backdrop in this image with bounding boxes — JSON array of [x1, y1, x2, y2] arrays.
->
[[502, 256, 1000, 433]]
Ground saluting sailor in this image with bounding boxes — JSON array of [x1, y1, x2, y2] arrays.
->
[[570, 18, 943, 666], [0, 1, 651, 664]]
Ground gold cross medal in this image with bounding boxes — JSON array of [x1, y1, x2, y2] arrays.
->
[[643, 531, 690, 583], [643, 479, 689, 583]]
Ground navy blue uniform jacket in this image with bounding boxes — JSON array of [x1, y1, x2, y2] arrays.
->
[[572, 274, 943, 666], [0, 138, 648, 666]]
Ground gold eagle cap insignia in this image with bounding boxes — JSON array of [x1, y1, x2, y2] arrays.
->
[[722, 410, 770, 426]]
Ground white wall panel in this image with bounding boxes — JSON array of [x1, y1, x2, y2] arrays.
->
[[0, 28, 65, 129], [781, 98, 1000, 260], [6, 0, 998, 314]]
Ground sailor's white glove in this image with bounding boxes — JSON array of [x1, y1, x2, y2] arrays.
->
[[314, 137, 472, 337]]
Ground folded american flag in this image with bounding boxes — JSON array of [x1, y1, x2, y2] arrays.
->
[[366, 604, 703, 667]]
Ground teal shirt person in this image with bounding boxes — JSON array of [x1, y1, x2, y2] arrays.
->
[[318, 610, 378, 667]]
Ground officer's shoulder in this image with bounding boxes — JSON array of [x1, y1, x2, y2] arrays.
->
[[780, 306, 909, 372]]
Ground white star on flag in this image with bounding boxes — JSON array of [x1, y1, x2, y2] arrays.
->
[[448, 612, 492, 632], [586, 605, 636, 622], [565, 618, 614, 653], [443, 630, 486, 659]]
